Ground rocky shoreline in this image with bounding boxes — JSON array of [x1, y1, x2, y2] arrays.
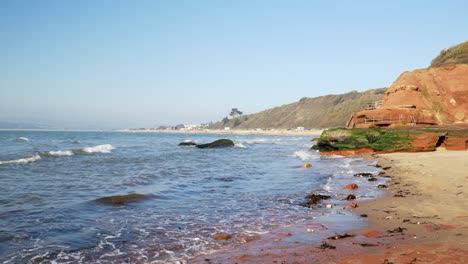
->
[[189, 148, 468, 264]]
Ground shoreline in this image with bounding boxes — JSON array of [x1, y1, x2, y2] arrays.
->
[[117, 129, 324, 137], [189, 149, 468, 263]]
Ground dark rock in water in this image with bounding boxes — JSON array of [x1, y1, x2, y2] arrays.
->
[[368, 177, 378, 182], [196, 139, 234, 149], [354, 173, 373, 177], [345, 194, 356, 200], [301, 194, 331, 207], [178, 141, 197, 146], [360, 214, 368, 218], [95, 193, 147, 205], [377, 184, 388, 189]]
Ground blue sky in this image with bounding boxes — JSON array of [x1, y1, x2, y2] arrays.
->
[[1, 0, 467, 129]]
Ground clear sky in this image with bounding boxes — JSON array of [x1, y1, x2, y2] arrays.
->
[[1, 0, 467, 129]]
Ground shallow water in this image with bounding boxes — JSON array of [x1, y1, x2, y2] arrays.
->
[[0, 131, 383, 263]]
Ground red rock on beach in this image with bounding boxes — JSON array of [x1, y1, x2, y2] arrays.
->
[[212, 233, 233, 241], [349, 202, 358, 208], [363, 230, 381, 237], [344, 183, 359, 190]]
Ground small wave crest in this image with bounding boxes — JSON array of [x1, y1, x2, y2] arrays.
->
[[0, 144, 115, 166], [0, 155, 41, 165], [16, 137, 29, 141], [42, 150, 74, 157], [235, 143, 246, 148]]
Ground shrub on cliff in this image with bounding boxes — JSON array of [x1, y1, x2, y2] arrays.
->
[[430, 41, 468, 67]]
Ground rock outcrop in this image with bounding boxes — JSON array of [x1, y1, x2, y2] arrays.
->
[[195, 139, 235, 149], [348, 64, 468, 128], [312, 128, 468, 154]]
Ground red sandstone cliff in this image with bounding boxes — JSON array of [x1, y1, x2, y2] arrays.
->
[[348, 64, 468, 128]]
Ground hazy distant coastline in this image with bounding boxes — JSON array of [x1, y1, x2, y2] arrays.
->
[[117, 128, 324, 136]]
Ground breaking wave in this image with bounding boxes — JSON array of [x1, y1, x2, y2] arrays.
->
[[77, 144, 115, 154], [0, 155, 41, 165], [16, 137, 29, 141]]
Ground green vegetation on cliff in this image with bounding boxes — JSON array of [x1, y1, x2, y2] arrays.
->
[[210, 88, 386, 129], [430, 41, 468, 67], [313, 128, 467, 153], [312, 128, 413, 152]]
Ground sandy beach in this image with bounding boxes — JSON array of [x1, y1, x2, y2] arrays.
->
[[190, 149, 468, 263]]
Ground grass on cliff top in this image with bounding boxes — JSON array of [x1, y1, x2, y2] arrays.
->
[[318, 128, 413, 152], [430, 41, 468, 67]]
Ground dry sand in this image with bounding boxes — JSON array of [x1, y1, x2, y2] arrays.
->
[[190, 149, 468, 263], [342, 149, 468, 263]]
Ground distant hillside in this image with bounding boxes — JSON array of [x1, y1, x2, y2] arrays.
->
[[430, 41, 468, 67], [210, 88, 386, 129]]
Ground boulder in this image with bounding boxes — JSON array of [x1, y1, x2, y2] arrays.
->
[[196, 139, 235, 149], [178, 141, 197, 146]]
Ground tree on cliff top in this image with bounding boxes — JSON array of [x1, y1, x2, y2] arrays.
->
[[430, 41, 468, 67]]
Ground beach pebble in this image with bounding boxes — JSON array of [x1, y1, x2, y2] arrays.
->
[[349, 202, 358, 208], [302, 163, 312, 168], [307, 228, 315, 233], [326, 204, 333, 208], [274, 238, 282, 242], [385, 216, 393, 219]]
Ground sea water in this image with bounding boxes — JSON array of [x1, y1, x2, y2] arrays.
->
[[0, 131, 383, 263]]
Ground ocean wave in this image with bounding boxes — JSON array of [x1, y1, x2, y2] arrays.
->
[[76, 144, 115, 154], [16, 137, 29, 141], [0, 155, 41, 165]]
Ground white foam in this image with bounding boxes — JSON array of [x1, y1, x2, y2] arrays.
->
[[47, 150, 74, 157], [322, 176, 333, 192], [291, 150, 315, 160], [16, 137, 29, 141], [0, 154, 41, 165], [79, 144, 115, 154], [235, 143, 246, 148]]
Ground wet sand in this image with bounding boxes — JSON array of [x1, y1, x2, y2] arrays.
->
[[189, 149, 468, 263]]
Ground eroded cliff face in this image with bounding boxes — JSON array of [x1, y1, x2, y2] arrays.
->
[[349, 64, 468, 128]]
